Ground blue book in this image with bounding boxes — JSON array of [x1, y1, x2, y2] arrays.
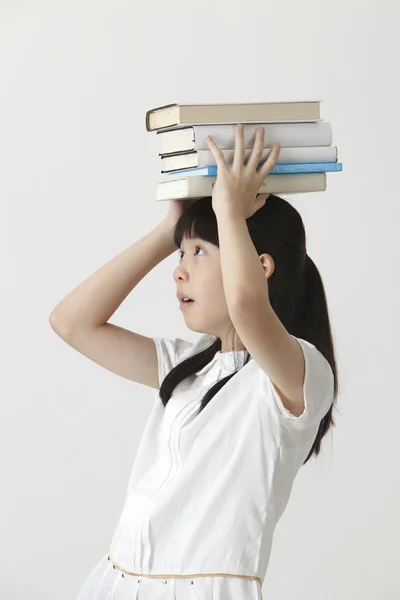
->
[[168, 162, 343, 177]]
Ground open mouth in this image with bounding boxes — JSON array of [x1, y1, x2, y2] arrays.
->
[[179, 297, 195, 310]]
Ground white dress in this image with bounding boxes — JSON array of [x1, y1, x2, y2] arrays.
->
[[76, 333, 334, 599]]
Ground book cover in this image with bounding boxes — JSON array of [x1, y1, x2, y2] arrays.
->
[[160, 146, 338, 172], [146, 101, 322, 131], [157, 122, 332, 155], [155, 173, 327, 201], [167, 162, 343, 177]]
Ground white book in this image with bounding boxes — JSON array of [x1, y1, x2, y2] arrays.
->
[[161, 146, 338, 173], [158, 122, 333, 155], [155, 173, 327, 201]]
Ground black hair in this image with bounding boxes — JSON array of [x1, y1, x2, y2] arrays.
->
[[158, 195, 339, 465]]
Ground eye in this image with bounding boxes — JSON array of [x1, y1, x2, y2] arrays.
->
[[178, 246, 205, 260]]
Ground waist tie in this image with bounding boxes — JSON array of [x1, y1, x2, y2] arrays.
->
[[108, 552, 262, 586]]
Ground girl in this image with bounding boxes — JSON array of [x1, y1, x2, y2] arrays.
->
[[50, 125, 339, 599]]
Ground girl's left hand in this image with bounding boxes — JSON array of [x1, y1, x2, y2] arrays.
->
[[205, 124, 281, 220]]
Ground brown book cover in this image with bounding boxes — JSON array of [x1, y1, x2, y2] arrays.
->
[[146, 101, 322, 132]]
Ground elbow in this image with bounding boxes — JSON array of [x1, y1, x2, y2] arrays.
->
[[49, 310, 72, 338]]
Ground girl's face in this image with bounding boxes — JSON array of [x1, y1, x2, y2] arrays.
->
[[173, 236, 234, 339]]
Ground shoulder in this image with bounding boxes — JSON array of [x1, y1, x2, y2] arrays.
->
[[253, 336, 334, 431], [152, 334, 216, 381]]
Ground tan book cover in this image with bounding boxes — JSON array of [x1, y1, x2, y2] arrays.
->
[[146, 101, 322, 131]]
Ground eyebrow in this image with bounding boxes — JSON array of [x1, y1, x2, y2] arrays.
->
[[179, 238, 201, 249]]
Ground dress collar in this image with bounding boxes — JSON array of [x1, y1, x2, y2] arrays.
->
[[195, 349, 249, 376]]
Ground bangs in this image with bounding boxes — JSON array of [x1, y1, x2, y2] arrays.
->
[[173, 196, 220, 249]]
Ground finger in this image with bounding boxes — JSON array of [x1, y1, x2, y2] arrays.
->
[[257, 143, 281, 181], [256, 193, 270, 204], [232, 124, 246, 171], [205, 135, 228, 172], [249, 193, 269, 217], [255, 193, 269, 209], [246, 126, 266, 172]]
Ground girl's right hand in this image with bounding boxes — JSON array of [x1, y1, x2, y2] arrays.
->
[[162, 198, 199, 233]]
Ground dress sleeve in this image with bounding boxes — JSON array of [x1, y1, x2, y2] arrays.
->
[[260, 336, 335, 431], [152, 336, 194, 388]]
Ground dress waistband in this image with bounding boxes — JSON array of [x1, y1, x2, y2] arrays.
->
[[108, 552, 262, 586]]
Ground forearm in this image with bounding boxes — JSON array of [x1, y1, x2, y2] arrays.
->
[[215, 211, 269, 312], [49, 220, 177, 331]]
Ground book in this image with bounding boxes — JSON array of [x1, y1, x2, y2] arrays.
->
[[157, 122, 332, 155], [167, 162, 343, 177], [155, 173, 327, 201], [146, 101, 322, 132], [160, 146, 338, 173]]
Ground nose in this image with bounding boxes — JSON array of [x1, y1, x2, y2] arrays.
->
[[173, 264, 189, 282]]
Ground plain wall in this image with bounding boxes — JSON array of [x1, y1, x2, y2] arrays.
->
[[1, 0, 399, 598]]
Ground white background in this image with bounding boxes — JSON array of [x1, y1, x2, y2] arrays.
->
[[1, 0, 399, 598]]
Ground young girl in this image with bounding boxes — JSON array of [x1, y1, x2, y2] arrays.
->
[[50, 125, 339, 599]]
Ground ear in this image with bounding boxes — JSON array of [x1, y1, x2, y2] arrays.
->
[[260, 253, 275, 278]]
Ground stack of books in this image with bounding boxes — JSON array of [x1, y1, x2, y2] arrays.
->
[[145, 101, 342, 201]]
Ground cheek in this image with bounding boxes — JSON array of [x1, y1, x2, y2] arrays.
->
[[209, 272, 225, 294], [209, 279, 229, 307]]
